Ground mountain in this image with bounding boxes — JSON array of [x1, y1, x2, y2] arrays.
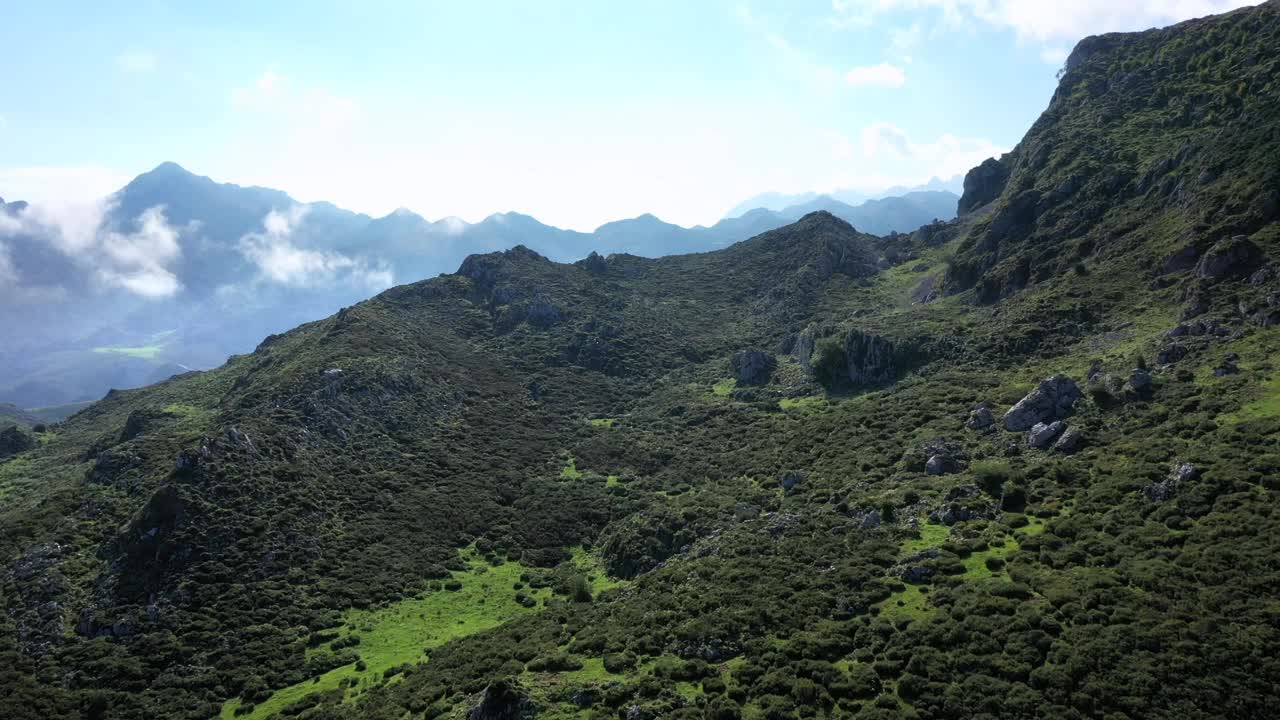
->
[[3, 5, 1280, 720], [0, 172, 955, 409], [724, 176, 964, 219]]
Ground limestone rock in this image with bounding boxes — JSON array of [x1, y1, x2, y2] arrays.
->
[[958, 157, 1010, 215], [1053, 427, 1084, 453], [925, 454, 951, 476], [469, 680, 536, 720], [1003, 375, 1082, 431], [965, 403, 995, 431], [779, 471, 806, 494], [842, 329, 898, 386], [1196, 236, 1264, 280], [1144, 462, 1198, 502], [730, 350, 777, 386], [1028, 421, 1067, 449]]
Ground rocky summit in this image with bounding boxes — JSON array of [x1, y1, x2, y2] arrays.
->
[[3, 4, 1280, 720]]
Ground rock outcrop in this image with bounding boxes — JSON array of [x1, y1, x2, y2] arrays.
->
[[1196, 236, 1264, 280], [958, 157, 1011, 215], [1028, 421, 1067, 449], [1003, 375, 1082, 431], [0, 425, 35, 460], [731, 350, 777, 386]]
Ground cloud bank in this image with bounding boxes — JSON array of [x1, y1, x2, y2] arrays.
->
[[238, 205, 394, 291]]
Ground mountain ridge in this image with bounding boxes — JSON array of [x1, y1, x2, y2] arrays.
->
[[2, 4, 1280, 720]]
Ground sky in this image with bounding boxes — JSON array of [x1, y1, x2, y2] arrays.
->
[[0, 0, 1263, 231]]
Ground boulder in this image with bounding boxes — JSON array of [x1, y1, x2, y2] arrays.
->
[[1213, 354, 1240, 377], [1053, 427, 1084, 453], [469, 680, 535, 720], [0, 425, 35, 460], [965, 403, 995, 431], [1003, 375, 1082, 431], [1156, 344, 1188, 365], [1196, 236, 1264, 280], [925, 455, 951, 476], [1028, 421, 1067, 449], [730, 350, 777, 386], [779, 471, 806, 494], [1125, 368, 1153, 394], [1144, 462, 1198, 502]]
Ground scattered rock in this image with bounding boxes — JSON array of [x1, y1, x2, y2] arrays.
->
[[730, 350, 777, 386], [925, 454, 952, 476], [0, 425, 35, 460], [577, 251, 609, 275], [1161, 244, 1201, 274], [1213, 353, 1240, 376], [1028, 421, 1067, 449], [1003, 375, 1082, 431], [1144, 462, 1198, 502], [1125, 368, 1153, 394], [965, 403, 995, 432], [779, 471, 806, 494], [1053, 427, 1084, 453], [1156, 344, 1189, 365], [469, 680, 536, 720], [1196, 236, 1264, 280]]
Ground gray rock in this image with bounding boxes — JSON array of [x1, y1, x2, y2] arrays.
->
[[1196, 236, 1264, 280], [1156, 344, 1189, 365], [1144, 462, 1198, 502], [730, 350, 777, 386], [1028, 421, 1067, 449], [1213, 353, 1240, 377], [1003, 375, 1082, 431], [925, 454, 951, 476], [843, 329, 898, 386], [779, 471, 806, 494], [965, 404, 995, 431], [1125, 368, 1153, 394], [1053, 427, 1084, 453]]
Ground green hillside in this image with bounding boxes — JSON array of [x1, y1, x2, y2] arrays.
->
[[2, 5, 1280, 720]]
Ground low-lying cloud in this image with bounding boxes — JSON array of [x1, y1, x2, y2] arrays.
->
[[0, 199, 186, 298], [239, 205, 394, 291]]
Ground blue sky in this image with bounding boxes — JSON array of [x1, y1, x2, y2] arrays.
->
[[0, 0, 1261, 230]]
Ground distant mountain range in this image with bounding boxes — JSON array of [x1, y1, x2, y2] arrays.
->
[[0, 163, 958, 408], [723, 175, 964, 218]]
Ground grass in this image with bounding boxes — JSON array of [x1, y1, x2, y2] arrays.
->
[[778, 395, 826, 411], [588, 417, 616, 428], [219, 552, 552, 720], [712, 379, 737, 396], [961, 538, 1020, 581], [92, 344, 165, 360], [570, 546, 626, 595], [559, 457, 582, 480], [878, 583, 934, 621], [900, 523, 950, 556]]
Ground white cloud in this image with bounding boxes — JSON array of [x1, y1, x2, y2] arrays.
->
[[1, 198, 185, 298], [890, 23, 923, 54], [832, 0, 1262, 44], [116, 50, 158, 73], [238, 206, 393, 291], [857, 121, 1006, 183], [845, 63, 906, 88], [96, 207, 183, 297], [1040, 46, 1070, 65]]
